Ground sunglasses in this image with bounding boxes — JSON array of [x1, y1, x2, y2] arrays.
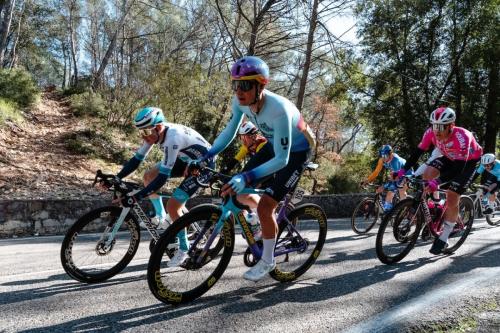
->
[[432, 124, 448, 132], [231, 80, 255, 92], [485, 163, 494, 168], [139, 127, 155, 137]]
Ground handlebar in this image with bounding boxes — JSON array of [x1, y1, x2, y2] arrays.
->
[[93, 170, 141, 196]]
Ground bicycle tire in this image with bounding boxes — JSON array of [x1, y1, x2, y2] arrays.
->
[[351, 197, 379, 234], [376, 198, 424, 265], [443, 195, 474, 253], [485, 198, 500, 226], [147, 204, 234, 305], [270, 203, 327, 282], [60, 206, 140, 283]]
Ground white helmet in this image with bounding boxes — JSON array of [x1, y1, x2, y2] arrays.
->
[[429, 107, 456, 125], [481, 153, 496, 165], [238, 121, 257, 135]]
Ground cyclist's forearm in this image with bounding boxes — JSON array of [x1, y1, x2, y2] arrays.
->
[[134, 172, 169, 200], [403, 147, 425, 171], [206, 109, 243, 158], [117, 156, 142, 179]]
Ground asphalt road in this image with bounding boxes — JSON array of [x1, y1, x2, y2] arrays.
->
[[1, 217, 499, 333]]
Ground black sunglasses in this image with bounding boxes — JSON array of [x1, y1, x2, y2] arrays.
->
[[232, 80, 255, 92]]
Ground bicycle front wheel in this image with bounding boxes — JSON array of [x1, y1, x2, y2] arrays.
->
[[444, 195, 474, 253], [376, 198, 423, 264], [60, 206, 140, 283], [485, 197, 500, 226], [351, 197, 379, 234], [147, 205, 234, 305], [270, 203, 327, 282]]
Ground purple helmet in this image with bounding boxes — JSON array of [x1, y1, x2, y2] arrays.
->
[[230, 56, 270, 84]]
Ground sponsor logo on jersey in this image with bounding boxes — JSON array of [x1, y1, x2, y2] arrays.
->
[[455, 131, 467, 150]]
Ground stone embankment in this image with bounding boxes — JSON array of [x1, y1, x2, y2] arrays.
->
[[0, 193, 367, 237]]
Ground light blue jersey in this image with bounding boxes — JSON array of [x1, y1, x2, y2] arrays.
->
[[477, 160, 500, 181], [207, 90, 315, 182], [383, 153, 406, 172]]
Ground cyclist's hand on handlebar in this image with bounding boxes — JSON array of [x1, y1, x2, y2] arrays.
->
[[184, 157, 207, 177], [425, 179, 440, 193], [220, 182, 236, 197]]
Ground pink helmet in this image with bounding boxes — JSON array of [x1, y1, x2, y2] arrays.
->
[[430, 107, 456, 125]]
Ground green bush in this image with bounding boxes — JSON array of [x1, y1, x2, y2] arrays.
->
[[0, 68, 40, 107], [0, 98, 23, 126], [62, 76, 93, 96], [64, 128, 128, 163], [327, 153, 373, 194], [69, 92, 106, 117]]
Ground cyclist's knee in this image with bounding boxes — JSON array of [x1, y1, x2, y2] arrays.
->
[[257, 195, 278, 217], [143, 168, 159, 185], [422, 166, 439, 180], [167, 197, 184, 219]]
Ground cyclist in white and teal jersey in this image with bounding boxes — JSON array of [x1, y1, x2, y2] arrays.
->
[[472, 153, 500, 214], [114, 106, 214, 267], [195, 56, 316, 282]]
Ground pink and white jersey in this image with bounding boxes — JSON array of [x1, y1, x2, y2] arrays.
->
[[418, 126, 482, 161]]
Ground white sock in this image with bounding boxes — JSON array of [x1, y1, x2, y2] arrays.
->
[[262, 238, 276, 265], [439, 220, 455, 242]]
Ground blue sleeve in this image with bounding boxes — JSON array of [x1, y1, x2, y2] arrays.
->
[[134, 173, 169, 200], [206, 98, 244, 158], [245, 112, 291, 182], [476, 165, 484, 174], [116, 156, 142, 179]]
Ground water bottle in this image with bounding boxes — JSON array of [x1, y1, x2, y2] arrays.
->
[[246, 211, 262, 241]]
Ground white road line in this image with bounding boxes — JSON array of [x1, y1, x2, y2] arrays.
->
[[343, 266, 500, 333]]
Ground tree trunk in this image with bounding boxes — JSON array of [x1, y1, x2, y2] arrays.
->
[[68, 0, 78, 86], [296, 0, 319, 111], [0, 0, 16, 67], [92, 0, 135, 89], [484, 61, 499, 153]]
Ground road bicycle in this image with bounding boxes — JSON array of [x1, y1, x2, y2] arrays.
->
[[376, 176, 474, 265], [147, 163, 327, 304], [60, 170, 220, 283], [351, 182, 403, 234], [469, 183, 500, 226]]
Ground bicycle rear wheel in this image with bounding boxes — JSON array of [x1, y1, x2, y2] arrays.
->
[[147, 205, 234, 304], [351, 197, 380, 234], [270, 203, 327, 282], [60, 206, 140, 283], [444, 196, 474, 253], [485, 198, 500, 226], [376, 198, 423, 264]]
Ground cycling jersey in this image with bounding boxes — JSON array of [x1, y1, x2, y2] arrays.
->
[[117, 123, 211, 200], [366, 153, 406, 183], [207, 90, 315, 182], [135, 123, 211, 176], [418, 127, 482, 161], [476, 160, 500, 181]]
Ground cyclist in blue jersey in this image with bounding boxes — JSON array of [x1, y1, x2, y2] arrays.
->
[[194, 56, 315, 281], [472, 153, 500, 214], [111, 106, 213, 267], [361, 145, 408, 211]]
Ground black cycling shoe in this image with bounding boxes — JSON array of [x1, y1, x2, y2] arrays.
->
[[483, 207, 493, 215], [429, 238, 448, 255]]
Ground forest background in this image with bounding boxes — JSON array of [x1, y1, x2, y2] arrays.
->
[[0, 0, 498, 194]]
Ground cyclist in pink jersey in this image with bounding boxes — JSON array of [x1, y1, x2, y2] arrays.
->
[[398, 107, 482, 254]]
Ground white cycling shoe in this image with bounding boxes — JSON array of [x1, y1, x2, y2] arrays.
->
[[140, 216, 171, 230], [167, 250, 188, 268], [243, 259, 276, 282]]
